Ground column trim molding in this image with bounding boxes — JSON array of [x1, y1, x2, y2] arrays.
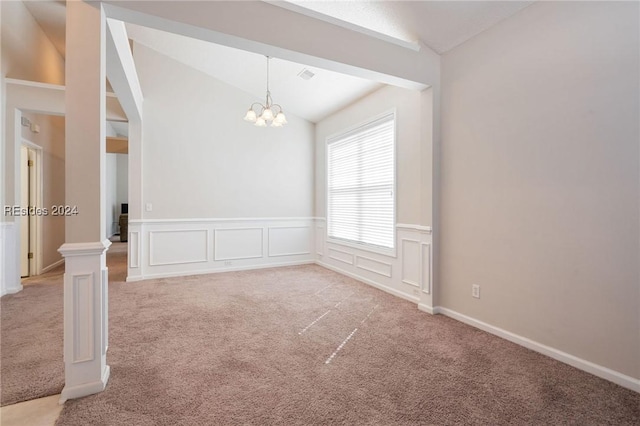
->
[[59, 240, 111, 257]]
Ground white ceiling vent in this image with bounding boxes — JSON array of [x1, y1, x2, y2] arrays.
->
[[297, 68, 316, 80]]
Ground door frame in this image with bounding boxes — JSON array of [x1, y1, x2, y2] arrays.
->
[[21, 139, 43, 276]]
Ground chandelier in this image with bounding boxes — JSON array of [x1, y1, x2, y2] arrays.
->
[[243, 56, 287, 127]]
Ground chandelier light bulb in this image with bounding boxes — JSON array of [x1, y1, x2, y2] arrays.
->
[[255, 117, 267, 127], [261, 108, 274, 121], [244, 109, 257, 122], [274, 112, 287, 125]]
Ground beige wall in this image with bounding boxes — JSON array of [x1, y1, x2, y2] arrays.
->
[[440, 1, 639, 379], [135, 44, 315, 219], [1, 0, 65, 221], [315, 85, 432, 226], [1, 1, 64, 84], [21, 112, 65, 270]]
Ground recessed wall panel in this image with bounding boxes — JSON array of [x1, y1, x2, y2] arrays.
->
[[150, 229, 209, 266], [401, 239, 420, 287], [73, 273, 94, 363], [214, 228, 263, 261], [356, 255, 392, 278], [268, 226, 311, 257], [328, 247, 354, 265]]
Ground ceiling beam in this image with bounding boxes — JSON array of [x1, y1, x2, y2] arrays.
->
[[264, 1, 421, 52], [102, 1, 437, 91], [106, 18, 143, 121]]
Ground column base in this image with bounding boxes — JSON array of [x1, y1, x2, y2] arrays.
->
[[59, 365, 110, 404]]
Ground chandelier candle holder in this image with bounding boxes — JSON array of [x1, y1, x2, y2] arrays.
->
[[244, 56, 288, 127]]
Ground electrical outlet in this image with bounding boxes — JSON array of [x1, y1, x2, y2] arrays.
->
[[145, 203, 153, 212], [224, 261, 233, 266], [472, 284, 480, 299]]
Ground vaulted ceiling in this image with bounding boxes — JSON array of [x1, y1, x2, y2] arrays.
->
[[276, 1, 535, 53], [23, 0, 535, 122], [125, 23, 383, 123]]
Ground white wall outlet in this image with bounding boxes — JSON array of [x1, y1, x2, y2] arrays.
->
[[145, 203, 153, 212], [224, 261, 233, 266], [472, 284, 480, 299]]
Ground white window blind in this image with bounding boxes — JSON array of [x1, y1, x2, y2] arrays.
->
[[327, 112, 395, 250]]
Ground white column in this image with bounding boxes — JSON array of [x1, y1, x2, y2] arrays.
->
[[58, 241, 111, 402], [60, 0, 109, 402]]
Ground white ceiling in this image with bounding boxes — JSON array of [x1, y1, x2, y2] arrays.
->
[[24, 1, 536, 59], [272, 1, 536, 54], [23, 0, 536, 121], [126, 23, 383, 123]]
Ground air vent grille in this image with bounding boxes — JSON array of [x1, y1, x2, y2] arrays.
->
[[297, 68, 315, 80]]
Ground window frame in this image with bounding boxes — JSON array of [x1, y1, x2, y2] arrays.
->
[[325, 109, 397, 257]]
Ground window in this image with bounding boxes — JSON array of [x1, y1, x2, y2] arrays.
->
[[327, 112, 395, 250]]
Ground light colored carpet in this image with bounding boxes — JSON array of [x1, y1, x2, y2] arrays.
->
[[0, 243, 128, 406], [1, 262, 66, 406], [2, 244, 639, 424]]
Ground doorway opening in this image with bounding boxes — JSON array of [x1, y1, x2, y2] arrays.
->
[[20, 141, 42, 278], [18, 112, 67, 282]]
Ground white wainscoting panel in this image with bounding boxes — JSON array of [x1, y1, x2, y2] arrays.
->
[[328, 247, 354, 265], [0, 223, 8, 296], [315, 225, 325, 256], [126, 218, 315, 281], [401, 239, 421, 287], [317, 221, 433, 307], [421, 243, 431, 294], [214, 228, 263, 261], [150, 229, 209, 266], [268, 226, 311, 257], [355, 255, 392, 278], [0, 222, 21, 296], [129, 231, 140, 268]]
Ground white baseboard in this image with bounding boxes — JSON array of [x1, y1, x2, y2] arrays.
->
[[316, 260, 419, 304], [434, 306, 640, 393], [41, 258, 64, 274], [126, 260, 315, 282], [1, 284, 23, 297], [418, 303, 438, 314]]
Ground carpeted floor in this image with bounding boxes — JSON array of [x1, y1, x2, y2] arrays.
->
[[1, 260, 66, 406], [1, 244, 639, 424], [0, 243, 129, 407]]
